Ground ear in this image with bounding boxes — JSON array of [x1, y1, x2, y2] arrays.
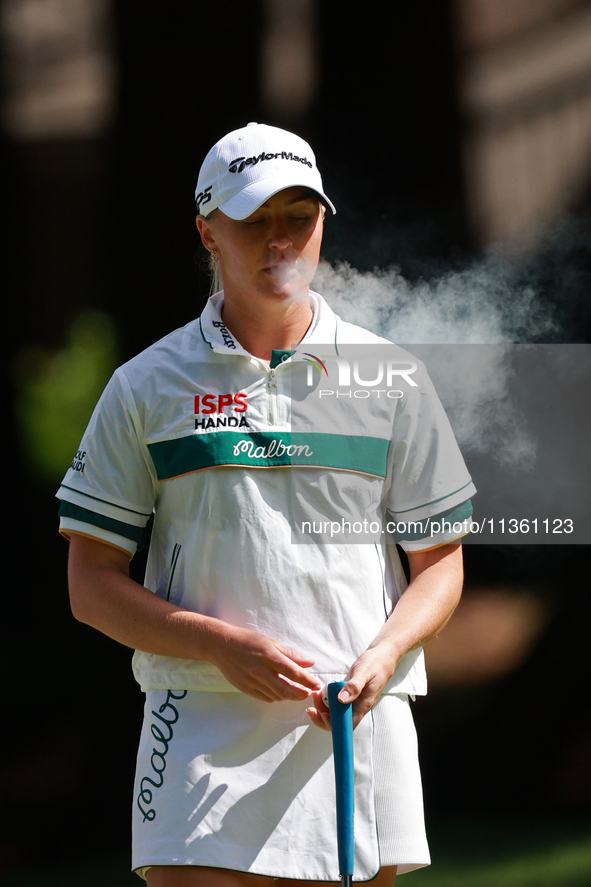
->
[[196, 214, 217, 253]]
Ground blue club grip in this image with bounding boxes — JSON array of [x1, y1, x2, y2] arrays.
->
[[327, 681, 355, 881]]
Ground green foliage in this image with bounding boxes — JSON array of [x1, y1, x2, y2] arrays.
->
[[13, 310, 118, 484], [411, 817, 591, 887], [5, 818, 591, 886], [410, 843, 591, 886]]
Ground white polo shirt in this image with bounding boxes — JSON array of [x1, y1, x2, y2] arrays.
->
[[58, 292, 475, 695]]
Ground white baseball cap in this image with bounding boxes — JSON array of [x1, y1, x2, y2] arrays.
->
[[195, 122, 336, 219]]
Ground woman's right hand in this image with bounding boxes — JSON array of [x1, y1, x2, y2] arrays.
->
[[203, 622, 322, 703], [68, 534, 321, 704]]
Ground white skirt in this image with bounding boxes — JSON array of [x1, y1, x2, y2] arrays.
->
[[132, 690, 430, 881]]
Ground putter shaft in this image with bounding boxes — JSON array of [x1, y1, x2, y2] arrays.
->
[[328, 681, 355, 884]]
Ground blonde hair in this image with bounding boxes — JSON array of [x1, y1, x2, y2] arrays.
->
[[200, 208, 223, 295], [208, 250, 223, 295]]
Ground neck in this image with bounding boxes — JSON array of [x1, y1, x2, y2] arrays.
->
[[220, 291, 313, 361]]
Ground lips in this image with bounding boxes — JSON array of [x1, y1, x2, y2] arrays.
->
[[264, 265, 300, 288], [263, 259, 297, 273]]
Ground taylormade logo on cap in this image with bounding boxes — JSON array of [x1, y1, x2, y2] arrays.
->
[[228, 151, 313, 175], [195, 122, 336, 220]]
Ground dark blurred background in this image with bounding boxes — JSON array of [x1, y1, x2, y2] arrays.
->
[[2, 1, 591, 884]]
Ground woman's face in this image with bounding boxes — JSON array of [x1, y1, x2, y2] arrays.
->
[[197, 187, 325, 306]]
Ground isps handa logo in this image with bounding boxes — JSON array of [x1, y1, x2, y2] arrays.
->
[[194, 393, 250, 430]]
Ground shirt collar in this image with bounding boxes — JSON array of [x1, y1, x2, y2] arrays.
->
[[198, 290, 339, 357], [198, 292, 250, 356], [300, 291, 338, 350]]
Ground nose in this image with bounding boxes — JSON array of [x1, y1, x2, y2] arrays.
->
[[268, 216, 292, 250]]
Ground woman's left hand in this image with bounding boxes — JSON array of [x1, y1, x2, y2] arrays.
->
[[306, 641, 397, 731], [306, 543, 464, 731]]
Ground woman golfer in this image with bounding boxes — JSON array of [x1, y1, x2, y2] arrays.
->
[[59, 122, 475, 885]]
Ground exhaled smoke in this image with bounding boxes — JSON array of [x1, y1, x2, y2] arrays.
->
[[312, 253, 556, 345], [312, 252, 558, 470], [311, 215, 591, 540]]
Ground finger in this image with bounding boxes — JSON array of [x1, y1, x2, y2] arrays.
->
[[272, 654, 322, 692], [311, 688, 330, 714], [240, 683, 283, 703], [287, 651, 317, 667], [275, 643, 321, 690], [274, 642, 319, 669], [337, 677, 364, 704], [351, 695, 376, 728], [250, 665, 317, 702], [276, 674, 319, 700], [306, 706, 331, 731], [225, 659, 290, 702]]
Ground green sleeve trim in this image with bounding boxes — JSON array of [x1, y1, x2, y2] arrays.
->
[[388, 499, 473, 542], [59, 484, 152, 517], [148, 431, 389, 479], [58, 500, 147, 548], [393, 480, 474, 514]]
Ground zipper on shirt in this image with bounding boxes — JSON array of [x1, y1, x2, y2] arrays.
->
[[268, 367, 279, 425]]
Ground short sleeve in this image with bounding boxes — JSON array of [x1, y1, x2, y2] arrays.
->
[[56, 369, 158, 556], [384, 362, 476, 552]]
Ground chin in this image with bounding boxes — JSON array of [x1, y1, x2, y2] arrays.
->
[[261, 263, 314, 299], [257, 274, 305, 300], [266, 283, 309, 302]]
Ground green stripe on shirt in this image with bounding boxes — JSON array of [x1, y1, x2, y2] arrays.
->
[[387, 499, 473, 542], [59, 500, 147, 547], [148, 431, 389, 479]]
